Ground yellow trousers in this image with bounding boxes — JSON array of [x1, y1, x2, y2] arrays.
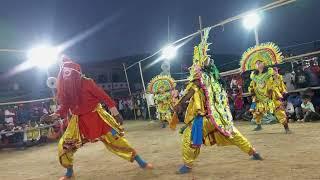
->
[[253, 102, 287, 125], [58, 132, 136, 168], [182, 118, 254, 167]]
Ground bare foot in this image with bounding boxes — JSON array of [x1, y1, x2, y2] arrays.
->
[[143, 163, 154, 169], [59, 176, 73, 180]]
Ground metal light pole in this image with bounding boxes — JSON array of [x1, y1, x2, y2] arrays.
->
[[138, 62, 152, 120], [122, 63, 137, 120], [254, 27, 260, 45]]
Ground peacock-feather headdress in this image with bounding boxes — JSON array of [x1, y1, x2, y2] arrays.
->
[[240, 42, 283, 72], [189, 27, 212, 80], [147, 75, 176, 94]]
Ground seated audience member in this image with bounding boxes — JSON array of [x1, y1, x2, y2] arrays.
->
[[1, 123, 15, 144], [26, 121, 40, 142], [287, 93, 303, 120], [298, 95, 320, 122], [305, 89, 320, 113], [284, 99, 295, 122]]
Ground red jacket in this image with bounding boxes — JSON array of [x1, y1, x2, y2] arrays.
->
[[57, 78, 115, 140]]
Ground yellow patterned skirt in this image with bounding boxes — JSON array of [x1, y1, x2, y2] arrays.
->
[[58, 104, 136, 168]]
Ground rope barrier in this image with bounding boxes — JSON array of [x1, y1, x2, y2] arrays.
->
[[0, 123, 58, 135], [125, 0, 296, 70], [241, 86, 320, 97], [0, 97, 54, 106], [174, 49, 320, 82]]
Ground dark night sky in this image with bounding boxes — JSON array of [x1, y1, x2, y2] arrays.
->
[[0, 0, 319, 62]]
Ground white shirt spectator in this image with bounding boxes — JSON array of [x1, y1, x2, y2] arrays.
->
[[301, 101, 315, 112], [50, 104, 57, 113], [118, 100, 124, 110], [4, 109, 15, 124], [127, 99, 134, 110], [145, 93, 155, 106], [283, 72, 295, 91], [179, 89, 185, 97], [285, 102, 294, 114], [43, 108, 49, 115]]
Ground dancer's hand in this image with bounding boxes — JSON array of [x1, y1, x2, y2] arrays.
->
[[110, 107, 123, 125], [114, 114, 124, 125], [173, 104, 182, 113], [50, 113, 60, 119], [40, 113, 60, 124], [109, 107, 120, 116]]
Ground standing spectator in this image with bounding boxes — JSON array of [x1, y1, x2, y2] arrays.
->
[[118, 99, 125, 117], [283, 70, 295, 91], [298, 95, 320, 122], [49, 101, 57, 114], [135, 96, 141, 118], [31, 107, 41, 122], [233, 90, 244, 120], [294, 66, 310, 89], [140, 97, 147, 120], [305, 60, 320, 87], [4, 107, 15, 125], [127, 98, 134, 119], [0, 109, 5, 125], [42, 103, 49, 115], [17, 104, 30, 125]]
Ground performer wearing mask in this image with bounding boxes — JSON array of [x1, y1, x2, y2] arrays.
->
[[173, 28, 262, 174], [241, 43, 291, 133], [50, 56, 152, 180]]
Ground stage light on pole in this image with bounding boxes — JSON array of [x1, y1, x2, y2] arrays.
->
[[161, 44, 177, 60], [27, 44, 60, 69], [243, 12, 261, 30]]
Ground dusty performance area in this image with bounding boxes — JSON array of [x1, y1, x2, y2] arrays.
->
[[0, 120, 319, 180]]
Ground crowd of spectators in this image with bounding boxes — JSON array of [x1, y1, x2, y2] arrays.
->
[[116, 93, 148, 120], [0, 101, 63, 148]]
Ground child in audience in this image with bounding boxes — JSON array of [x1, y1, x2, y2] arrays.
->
[[298, 95, 320, 122]]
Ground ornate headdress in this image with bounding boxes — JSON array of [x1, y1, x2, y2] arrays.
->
[[189, 27, 212, 80], [147, 75, 176, 94], [192, 27, 212, 68], [240, 42, 283, 72]]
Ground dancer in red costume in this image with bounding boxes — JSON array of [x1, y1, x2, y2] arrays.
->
[[51, 56, 152, 180]]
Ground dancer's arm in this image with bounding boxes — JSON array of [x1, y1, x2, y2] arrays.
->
[[173, 82, 197, 113], [55, 105, 69, 119], [88, 79, 116, 108], [88, 79, 123, 124]]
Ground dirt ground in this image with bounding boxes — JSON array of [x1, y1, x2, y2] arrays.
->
[[0, 120, 319, 180]]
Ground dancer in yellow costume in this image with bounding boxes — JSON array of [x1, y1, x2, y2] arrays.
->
[[49, 57, 152, 180], [240, 43, 291, 133], [173, 28, 263, 174], [148, 75, 176, 128]]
